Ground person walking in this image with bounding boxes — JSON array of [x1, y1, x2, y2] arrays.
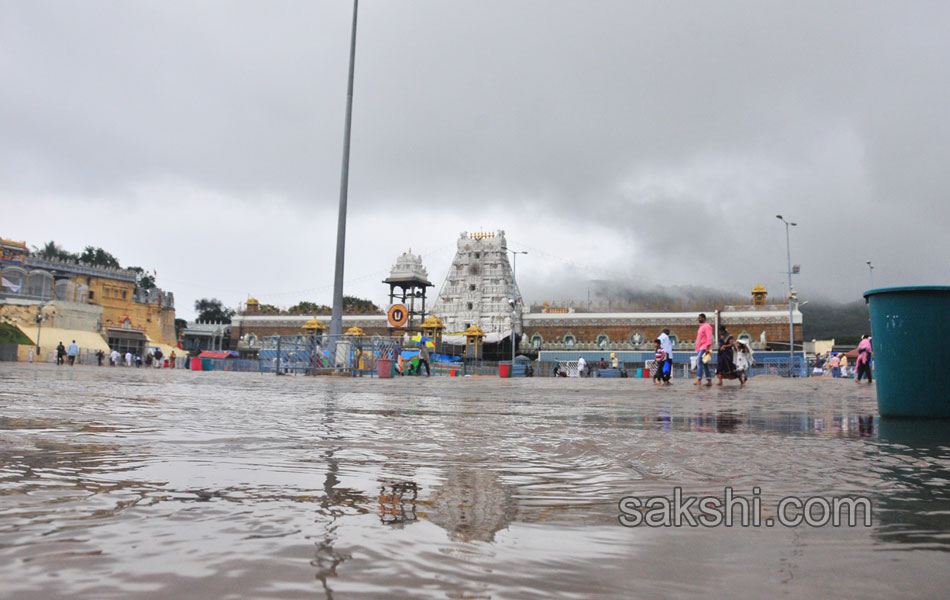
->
[[125, 351, 133, 367], [66, 340, 79, 366], [56, 342, 66, 366], [829, 353, 841, 378], [652, 339, 667, 385], [734, 339, 753, 386], [96, 350, 104, 366], [577, 355, 587, 378], [28, 348, 34, 363], [553, 357, 561, 377], [813, 353, 826, 376], [170, 350, 177, 368], [694, 314, 713, 386], [839, 353, 849, 378], [658, 328, 674, 385], [110, 349, 120, 366], [855, 335, 873, 384], [716, 326, 741, 385], [416, 342, 431, 377]]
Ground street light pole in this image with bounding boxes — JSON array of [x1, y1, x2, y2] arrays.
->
[[329, 0, 359, 341], [777, 215, 797, 376], [35, 309, 43, 362], [509, 250, 527, 366], [866, 260, 875, 289]]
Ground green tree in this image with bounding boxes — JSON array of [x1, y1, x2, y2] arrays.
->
[[342, 296, 381, 314], [287, 300, 330, 314], [127, 267, 155, 290], [257, 303, 282, 315], [36, 241, 78, 262], [79, 246, 121, 269], [194, 298, 235, 323]]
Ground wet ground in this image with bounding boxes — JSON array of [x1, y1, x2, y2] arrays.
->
[[1, 363, 948, 599]]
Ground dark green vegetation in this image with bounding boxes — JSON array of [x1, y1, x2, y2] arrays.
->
[[0, 323, 33, 345], [254, 297, 382, 316], [800, 301, 871, 345], [194, 298, 235, 323]]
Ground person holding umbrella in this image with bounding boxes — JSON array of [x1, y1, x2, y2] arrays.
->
[[411, 334, 433, 377], [416, 341, 431, 376]]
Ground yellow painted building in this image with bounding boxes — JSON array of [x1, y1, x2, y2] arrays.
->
[[72, 273, 177, 349], [2, 238, 179, 359]]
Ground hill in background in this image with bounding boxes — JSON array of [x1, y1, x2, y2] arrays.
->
[[800, 301, 871, 346]]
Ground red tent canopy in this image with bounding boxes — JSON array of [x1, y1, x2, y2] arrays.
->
[[197, 351, 233, 359]]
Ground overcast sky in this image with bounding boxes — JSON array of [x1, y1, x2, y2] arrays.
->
[[3, 1, 948, 319]]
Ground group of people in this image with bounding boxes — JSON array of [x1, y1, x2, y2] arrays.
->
[[812, 335, 873, 383], [48, 342, 177, 368], [551, 317, 755, 385], [694, 313, 754, 387], [556, 353, 621, 377], [54, 340, 80, 365], [390, 341, 431, 376]]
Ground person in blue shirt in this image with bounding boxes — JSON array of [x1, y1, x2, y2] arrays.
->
[[66, 340, 79, 366]]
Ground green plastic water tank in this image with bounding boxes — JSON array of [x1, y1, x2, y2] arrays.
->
[[865, 286, 950, 418]]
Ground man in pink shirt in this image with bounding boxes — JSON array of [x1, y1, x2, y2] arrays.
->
[[855, 335, 873, 384], [694, 313, 714, 386]]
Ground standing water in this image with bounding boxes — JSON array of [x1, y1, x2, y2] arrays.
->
[[1, 364, 948, 599]]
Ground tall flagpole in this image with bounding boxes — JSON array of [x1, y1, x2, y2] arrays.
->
[[330, 0, 359, 339]]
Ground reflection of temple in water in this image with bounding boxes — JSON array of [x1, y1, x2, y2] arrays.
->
[[424, 467, 514, 543]]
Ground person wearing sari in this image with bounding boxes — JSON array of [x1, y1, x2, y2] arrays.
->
[[716, 326, 741, 385]]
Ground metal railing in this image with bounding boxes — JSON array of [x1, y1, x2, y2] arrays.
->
[[257, 334, 398, 376], [537, 351, 810, 378]]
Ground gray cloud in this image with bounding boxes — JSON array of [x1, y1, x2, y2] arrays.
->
[[2, 1, 949, 317]]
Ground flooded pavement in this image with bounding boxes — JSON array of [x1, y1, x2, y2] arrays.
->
[[1, 364, 948, 599]]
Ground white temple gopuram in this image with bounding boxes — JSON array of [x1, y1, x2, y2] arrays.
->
[[434, 231, 522, 335]]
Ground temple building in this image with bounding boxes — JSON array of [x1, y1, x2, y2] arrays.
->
[[434, 231, 522, 334], [228, 232, 802, 359], [383, 250, 433, 331], [0, 236, 178, 360]]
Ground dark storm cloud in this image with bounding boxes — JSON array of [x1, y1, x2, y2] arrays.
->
[[2, 1, 949, 315]]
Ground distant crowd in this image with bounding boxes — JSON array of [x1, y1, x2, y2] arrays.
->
[[811, 335, 874, 384], [31, 340, 179, 369], [552, 314, 755, 387]]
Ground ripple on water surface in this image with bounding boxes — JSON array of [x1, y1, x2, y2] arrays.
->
[[0, 364, 948, 599]]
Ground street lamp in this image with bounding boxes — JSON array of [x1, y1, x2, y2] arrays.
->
[[329, 0, 359, 342], [508, 250, 527, 366], [35, 309, 44, 362], [776, 215, 798, 376], [866, 260, 875, 289]]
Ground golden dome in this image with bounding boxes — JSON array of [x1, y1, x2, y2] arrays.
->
[[463, 324, 486, 337], [421, 316, 445, 330], [751, 285, 767, 294], [246, 297, 260, 305], [344, 326, 365, 336], [302, 318, 326, 331]]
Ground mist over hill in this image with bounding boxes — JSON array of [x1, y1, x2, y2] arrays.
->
[[800, 301, 871, 346]]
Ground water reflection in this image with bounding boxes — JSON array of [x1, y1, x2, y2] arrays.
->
[[424, 467, 513, 543], [873, 419, 950, 551], [2, 366, 948, 599], [377, 481, 419, 527], [638, 409, 879, 438]]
